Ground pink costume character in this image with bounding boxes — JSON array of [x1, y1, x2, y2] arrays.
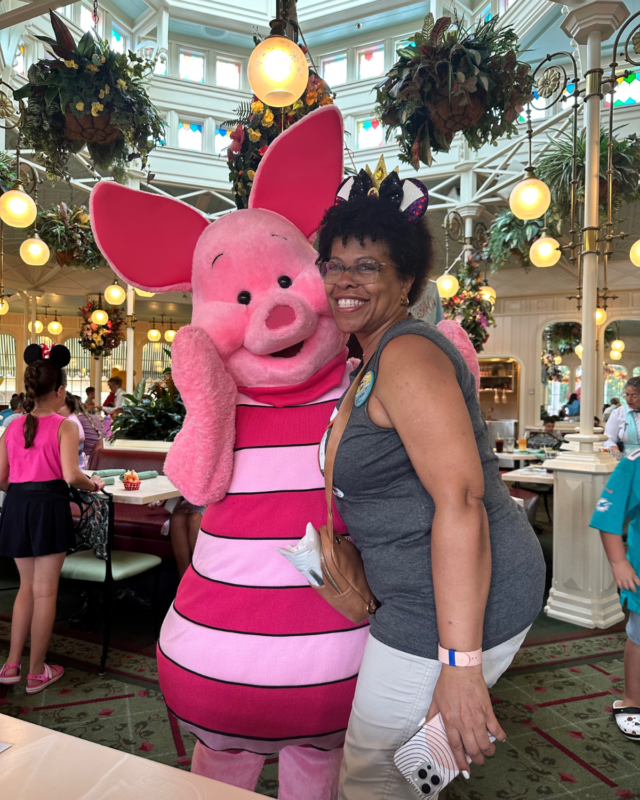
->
[[90, 107, 369, 799]]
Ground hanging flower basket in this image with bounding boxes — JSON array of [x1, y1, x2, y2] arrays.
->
[[79, 299, 125, 359], [441, 256, 496, 353], [13, 9, 164, 182], [37, 202, 105, 271], [376, 13, 533, 167]]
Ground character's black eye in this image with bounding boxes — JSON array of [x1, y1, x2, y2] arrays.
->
[[237, 291, 251, 305], [278, 275, 292, 288]]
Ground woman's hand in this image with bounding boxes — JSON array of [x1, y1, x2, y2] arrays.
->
[[91, 476, 106, 492], [426, 665, 506, 774], [611, 558, 640, 592]]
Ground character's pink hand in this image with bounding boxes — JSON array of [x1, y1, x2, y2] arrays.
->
[[164, 326, 237, 507]]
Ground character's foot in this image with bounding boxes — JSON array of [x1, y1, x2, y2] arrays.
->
[[612, 700, 640, 741]]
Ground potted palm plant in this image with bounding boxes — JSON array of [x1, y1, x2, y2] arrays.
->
[[376, 13, 533, 167], [13, 10, 164, 181]]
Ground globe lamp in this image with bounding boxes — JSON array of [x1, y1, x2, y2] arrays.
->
[[248, 19, 309, 107], [91, 308, 109, 325], [630, 239, 640, 267], [610, 349, 622, 361], [595, 307, 607, 326], [28, 319, 43, 334], [553, 355, 562, 365], [147, 318, 161, 342], [611, 339, 625, 352], [0, 188, 37, 228], [508, 176, 551, 221], [164, 327, 176, 343], [529, 236, 561, 268], [48, 317, 63, 335], [105, 279, 126, 305], [480, 285, 496, 304], [134, 288, 155, 298], [20, 235, 50, 266], [0, 297, 9, 316], [575, 344, 583, 359], [436, 274, 459, 298]]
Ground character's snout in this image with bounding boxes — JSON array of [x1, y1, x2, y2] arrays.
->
[[244, 294, 318, 356], [266, 305, 296, 330]]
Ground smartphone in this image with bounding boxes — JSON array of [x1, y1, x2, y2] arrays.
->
[[394, 713, 495, 797]]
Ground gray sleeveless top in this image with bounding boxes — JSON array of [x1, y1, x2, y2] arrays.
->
[[332, 318, 545, 659]]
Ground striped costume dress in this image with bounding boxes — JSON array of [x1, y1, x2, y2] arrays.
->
[[157, 352, 369, 754]]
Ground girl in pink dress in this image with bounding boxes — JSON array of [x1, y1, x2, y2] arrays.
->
[[0, 345, 104, 694]]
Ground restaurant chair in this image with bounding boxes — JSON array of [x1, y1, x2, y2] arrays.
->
[[62, 489, 162, 675]]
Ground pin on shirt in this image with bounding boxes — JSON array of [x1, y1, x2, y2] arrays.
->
[[355, 371, 375, 408]]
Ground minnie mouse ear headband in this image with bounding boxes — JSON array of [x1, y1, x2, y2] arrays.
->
[[24, 343, 71, 390], [334, 155, 429, 223]]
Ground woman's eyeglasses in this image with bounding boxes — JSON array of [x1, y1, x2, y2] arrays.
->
[[318, 259, 386, 285]]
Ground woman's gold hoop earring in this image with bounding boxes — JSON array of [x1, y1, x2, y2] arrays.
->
[[401, 296, 409, 307]]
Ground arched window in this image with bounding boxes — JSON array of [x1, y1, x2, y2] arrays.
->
[[634, 367, 640, 378], [0, 333, 17, 403], [575, 366, 582, 394], [604, 364, 628, 405], [64, 337, 91, 397], [546, 366, 571, 415], [103, 341, 127, 401], [37, 336, 53, 348], [142, 342, 171, 382]]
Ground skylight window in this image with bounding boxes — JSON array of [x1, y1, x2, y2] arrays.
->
[[80, 6, 95, 34], [358, 47, 385, 80], [321, 55, 347, 86], [179, 52, 205, 83], [357, 118, 383, 149], [110, 27, 125, 54], [216, 59, 240, 90], [178, 121, 203, 151], [215, 127, 232, 154], [606, 71, 640, 107]]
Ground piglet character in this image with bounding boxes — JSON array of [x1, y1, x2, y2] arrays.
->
[[91, 107, 368, 799]]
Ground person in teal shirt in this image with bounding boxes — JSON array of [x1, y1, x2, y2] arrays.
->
[[590, 450, 640, 740]]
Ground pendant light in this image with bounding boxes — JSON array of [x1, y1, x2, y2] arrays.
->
[[147, 318, 161, 342], [0, 186, 37, 228], [20, 232, 50, 266], [0, 297, 8, 316], [248, 15, 309, 108], [164, 318, 176, 342], [436, 274, 459, 298], [135, 287, 155, 298], [48, 310, 63, 335], [28, 319, 43, 334], [105, 278, 126, 305], [553, 355, 562, 365], [480, 285, 496, 305], [595, 307, 607, 326], [509, 176, 551, 221], [529, 235, 561, 268], [575, 344, 583, 359], [611, 338, 625, 352], [91, 294, 109, 326], [630, 239, 640, 266], [610, 349, 622, 361]]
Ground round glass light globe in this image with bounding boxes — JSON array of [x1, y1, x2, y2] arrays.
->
[[530, 236, 561, 268], [20, 236, 50, 266], [575, 344, 583, 359], [508, 177, 551, 221], [610, 349, 622, 361], [611, 339, 625, 352], [436, 274, 459, 298], [91, 308, 109, 326], [480, 285, 496, 304], [48, 319, 63, 335], [148, 328, 161, 342], [164, 329, 176, 342], [595, 307, 607, 326], [0, 189, 37, 228], [553, 355, 562, 365], [28, 320, 44, 334], [134, 288, 155, 298], [105, 282, 126, 305], [630, 239, 640, 267], [248, 35, 309, 107], [0, 298, 9, 316]]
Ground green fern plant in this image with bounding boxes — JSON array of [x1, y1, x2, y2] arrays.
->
[[482, 210, 543, 272]]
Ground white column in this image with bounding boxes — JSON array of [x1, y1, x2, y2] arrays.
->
[[90, 352, 102, 396], [31, 294, 37, 344], [544, 1, 629, 629], [126, 285, 135, 395]]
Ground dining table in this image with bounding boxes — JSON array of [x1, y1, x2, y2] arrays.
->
[[501, 466, 554, 485], [87, 474, 183, 506], [0, 715, 259, 799]]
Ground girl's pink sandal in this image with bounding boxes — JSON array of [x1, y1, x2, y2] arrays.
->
[[25, 663, 64, 695], [0, 661, 21, 685]]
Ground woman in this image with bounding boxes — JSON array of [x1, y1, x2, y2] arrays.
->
[[59, 393, 85, 465], [604, 377, 640, 455], [75, 398, 104, 462], [563, 392, 581, 418], [316, 171, 546, 799]]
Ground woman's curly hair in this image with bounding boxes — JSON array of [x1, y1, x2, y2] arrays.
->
[[316, 196, 434, 305]]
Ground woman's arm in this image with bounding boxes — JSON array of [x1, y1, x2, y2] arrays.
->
[[603, 406, 622, 451], [373, 334, 502, 771], [59, 420, 104, 491]]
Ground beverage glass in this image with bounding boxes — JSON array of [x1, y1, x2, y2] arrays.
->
[[505, 437, 515, 451], [518, 437, 527, 451], [495, 438, 504, 453]]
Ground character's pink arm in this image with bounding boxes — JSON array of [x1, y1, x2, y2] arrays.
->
[[164, 326, 237, 507], [436, 319, 481, 393]]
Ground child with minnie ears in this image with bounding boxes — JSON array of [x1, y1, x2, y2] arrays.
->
[[0, 344, 105, 694]]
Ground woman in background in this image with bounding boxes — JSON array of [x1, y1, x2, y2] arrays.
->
[[59, 393, 85, 466]]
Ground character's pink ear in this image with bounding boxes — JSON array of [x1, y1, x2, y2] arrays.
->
[[249, 105, 344, 239], [437, 319, 481, 393], [90, 183, 209, 292]]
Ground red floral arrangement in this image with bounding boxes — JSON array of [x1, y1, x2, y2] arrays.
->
[[78, 299, 125, 358]]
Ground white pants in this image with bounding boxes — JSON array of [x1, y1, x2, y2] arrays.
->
[[339, 627, 530, 800]]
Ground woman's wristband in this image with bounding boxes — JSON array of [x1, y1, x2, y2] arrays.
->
[[438, 644, 482, 668]]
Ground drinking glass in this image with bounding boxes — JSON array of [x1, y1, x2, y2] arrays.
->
[[518, 437, 528, 451], [495, 438, 504, 453], [505, 437, 515, 452]]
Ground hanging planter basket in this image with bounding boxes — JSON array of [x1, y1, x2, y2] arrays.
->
[[64, 110, 121, 145], [431, 89, 486, 136]]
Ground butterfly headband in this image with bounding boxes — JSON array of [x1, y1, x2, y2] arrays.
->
[[334, 155, 429, 223], [24, 343, 71, 390]]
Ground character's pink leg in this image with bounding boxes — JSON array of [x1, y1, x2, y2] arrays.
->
[[191, 742, 265, 792], [278, 746, 342, 800]]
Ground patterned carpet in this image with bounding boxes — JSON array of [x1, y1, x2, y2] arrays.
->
[[0, 620, 637, 798]]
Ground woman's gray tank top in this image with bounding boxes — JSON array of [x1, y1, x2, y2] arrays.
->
[[332, 318, 546, 660]]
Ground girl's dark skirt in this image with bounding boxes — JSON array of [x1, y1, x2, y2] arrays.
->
[[0, 481, 73, 558]]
